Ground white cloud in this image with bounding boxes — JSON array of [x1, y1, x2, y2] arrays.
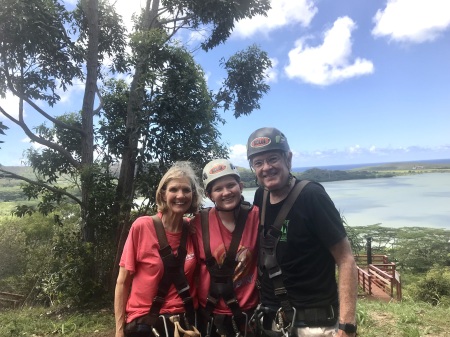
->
[[225, 142, 450, 168], [372, 0, 450, 43], [56, 78, 86, 104], [265, 58, 279, 83], [228, 144, 249, 167], [0, 92, 22, 120], [108, 0, 144, 34], [284, 16, 374, 86], [22, 137, 47, 151], [63, 0, 78, 5], [233, 0, 318, 38], [189, 30, 209, 44], [348, 144, 363, 154]]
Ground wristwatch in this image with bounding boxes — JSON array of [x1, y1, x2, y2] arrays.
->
[[338, 323, 357, 334]]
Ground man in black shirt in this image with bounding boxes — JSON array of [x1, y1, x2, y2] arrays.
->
[[247, 127, 357, 337]]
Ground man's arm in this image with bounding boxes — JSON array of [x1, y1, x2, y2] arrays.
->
[[114, 266, 132, 337], [329, 237, 358, 337]]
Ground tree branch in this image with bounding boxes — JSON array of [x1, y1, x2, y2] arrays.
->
[[0, 52, 85, 135], [93, 84, 104, 115], [0, 106, 81, 169], [0, 167, 83, 206], [8, 86, 85, 135]]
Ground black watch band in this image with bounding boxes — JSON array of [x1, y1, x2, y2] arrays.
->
[[338, 323, 357, 333]]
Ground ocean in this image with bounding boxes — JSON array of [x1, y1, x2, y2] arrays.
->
[[238, 172, 450, 230], [292, 158, 450, 172]]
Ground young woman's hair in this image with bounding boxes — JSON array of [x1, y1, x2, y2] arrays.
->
[[156, 161, 204, 214]]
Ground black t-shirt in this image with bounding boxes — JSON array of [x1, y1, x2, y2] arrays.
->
[[254, 180, 347, 309]]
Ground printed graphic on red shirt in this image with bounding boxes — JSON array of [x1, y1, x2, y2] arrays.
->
[[213, 245, 254, 283]]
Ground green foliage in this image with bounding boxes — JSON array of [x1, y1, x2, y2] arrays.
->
[[342, 216, 364, 255], [99, 44, 229, 200], [349, 224, 398, 256], [217, 44, 272, 117], [148, 46, 228, 165], [0, 225, 27, 279], [0, 121, 8, 147], [237, 166, 257, 188], [3, 297, 450, 336], [0, 0, 83, 105], [73, 0, 128, 74], [164, 0, 271, 51], [12, 204, 35, 217], [348, 224, 450, 273], [0, 213, 55, 295], [28, 113, 84, 183], [1, 0, 273, 307], [355, 304, 371, 326], [298, 168, 394, 182], [394, 227, 450, 272], [236, 166, 399, 187], [39, 232, 104, 306], [0, 186, 26, 202], [408, 267, 450, 306]]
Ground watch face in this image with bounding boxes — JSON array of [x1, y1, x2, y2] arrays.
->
[[339, 323, 357, 333]]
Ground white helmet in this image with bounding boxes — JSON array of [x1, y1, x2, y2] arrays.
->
[[202, 159, 240, 191]]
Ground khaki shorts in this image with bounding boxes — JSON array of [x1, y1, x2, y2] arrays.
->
[[271, 321, 338, 337]]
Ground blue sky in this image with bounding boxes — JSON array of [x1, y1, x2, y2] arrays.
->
[[1, 0, 450, 168]]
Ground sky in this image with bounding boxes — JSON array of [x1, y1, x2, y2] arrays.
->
[[1, 0, 450, 169]]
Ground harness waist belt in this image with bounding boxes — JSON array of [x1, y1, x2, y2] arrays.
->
[[263, 305, 337, 328]]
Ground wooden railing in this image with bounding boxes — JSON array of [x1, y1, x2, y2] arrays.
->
[[0, 291, 24, 308], [355, 254, 389, 265], [356, 255, 402, 301], [357, 268, 372, 296]]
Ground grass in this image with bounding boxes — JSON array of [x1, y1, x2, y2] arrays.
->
[[0, 306, 115, 337], [1, 298, 450, 336], [356, 297, 450, 337]]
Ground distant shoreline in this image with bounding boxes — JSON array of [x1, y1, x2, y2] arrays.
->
[[292, 158, 450, 172]]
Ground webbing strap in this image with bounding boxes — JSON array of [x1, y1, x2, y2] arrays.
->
[[259, 180, 310, 318], [201, 203, 251, 318], [145, 215, 195, 327]]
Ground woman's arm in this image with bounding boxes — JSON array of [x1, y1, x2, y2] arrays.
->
[[114, 266, 132, 337]]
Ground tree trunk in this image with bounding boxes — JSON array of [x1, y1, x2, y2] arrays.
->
[[111, 0, 161, 289], [80, 0, 99, 243]]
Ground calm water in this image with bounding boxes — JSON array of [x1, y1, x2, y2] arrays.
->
[[237, 173, 450, 229]]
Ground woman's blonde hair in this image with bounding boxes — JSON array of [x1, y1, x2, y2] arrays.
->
[[156, 161, 204, 214]]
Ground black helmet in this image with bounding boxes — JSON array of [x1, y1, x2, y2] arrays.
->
[[247, 127, 290, 159]]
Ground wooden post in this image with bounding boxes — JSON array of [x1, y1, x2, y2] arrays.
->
[[366, 237, 372, 265]]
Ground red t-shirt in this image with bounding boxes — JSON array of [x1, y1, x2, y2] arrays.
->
[[193, 206, 259, 314], [120, 213, 198, 323]]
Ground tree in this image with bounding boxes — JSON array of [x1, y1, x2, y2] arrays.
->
[[0, 0, 272, 304], [110, 0, 271, 283], [0, 121, 8, 147], [394, 227, 450, 272]]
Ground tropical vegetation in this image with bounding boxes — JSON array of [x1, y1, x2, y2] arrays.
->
[[0, 0, 271, 305]]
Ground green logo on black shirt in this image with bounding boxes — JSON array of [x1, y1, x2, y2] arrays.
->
[[280, 220, 289, 242]]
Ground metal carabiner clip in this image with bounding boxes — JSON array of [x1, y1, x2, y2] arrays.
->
[[231, 312, 248, 337], [275, 307, 296, 337]]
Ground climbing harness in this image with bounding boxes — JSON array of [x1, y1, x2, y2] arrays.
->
[[201, 202, 252, 337], [124, 215, 200, 337]]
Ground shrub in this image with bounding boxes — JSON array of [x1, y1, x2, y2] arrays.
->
[[37, 226, 107, 307], [0, 224, 27, 279], [409, 266, 450, 305]]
